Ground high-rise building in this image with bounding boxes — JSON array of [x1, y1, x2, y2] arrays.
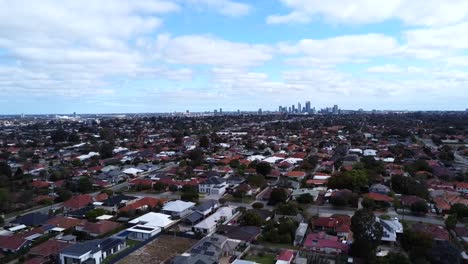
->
[[292, 104, 296, 113], [258, 108, 262, 115], [298, 102, 302, 113], [278, 106, 282, 112], [333, 105, 339, 114], [305, 101, 311, 113], [214, 109, 218, 115], [219, 108, 223, 114]]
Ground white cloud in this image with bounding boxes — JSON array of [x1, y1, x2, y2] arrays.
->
[[155, 34, 273, 68], [404, 22, 468, 50], [268, 0, 468, 26], [185, 0, 251, 16], [367, 64, 402, 74]]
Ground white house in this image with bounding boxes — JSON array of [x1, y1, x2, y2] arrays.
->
[[126, 225, 161, 241], [198, 177, 228, 195], [162, 200, 196, 218], [128, 212, 174, 229], [193, 207, 234, 235]]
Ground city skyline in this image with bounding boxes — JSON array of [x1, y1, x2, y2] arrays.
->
[[2, 1, 468, 114]]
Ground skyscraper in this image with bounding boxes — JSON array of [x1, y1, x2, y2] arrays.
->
[[333, 105, 339, 114], [298, 102, 302, 113], [305, 101, 311, 113]]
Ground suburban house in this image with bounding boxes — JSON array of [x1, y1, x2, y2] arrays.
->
[[59, 238, 126, 264], [303, 232, 348, 255], [198, 177, 228, 195], [0, 235, 30, 253], [276, 250, 295, 264], [184, 200, 219, 226], [162, 200, 196, 218], [216, 225, 261, 242], [94, 194, 138, 212], [127, 212, 174, 240], [294, 223, 309, 246], [369, 184, 391, 195], [75, 220, 121, 237], [377, 217, 403, 243], [172, 235, 241, 264], [63, 195, 94, 212], [11, 212, 50, 227], [28, 240, 72, 263], [193, 207, 234, 235], [313, 215, 351, 240], [285, 171, 307, 181]]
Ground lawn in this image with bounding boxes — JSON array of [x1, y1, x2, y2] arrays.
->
[[244, 254, 276, 264]]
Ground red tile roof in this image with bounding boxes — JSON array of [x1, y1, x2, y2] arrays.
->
[[286, 171, 306, 178], [0, 236, 28, 251], [303, 232, 348, 253], [119, 197, 166, 213], [364, 192, 393, 202], [29, 240, 71, 257], [277, 250, 294, 262], [47, 216, 83, 229], [95, 193, 109, 202], [63, 194, 93, 209], [79, 220, 121, 236]]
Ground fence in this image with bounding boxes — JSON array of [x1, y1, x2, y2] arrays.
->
[[105, 232, 162, 264]]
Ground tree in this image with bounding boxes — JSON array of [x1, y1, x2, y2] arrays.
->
[[350, 209, 383, 259], [450, 204, 468, 219], [51, 128, 68, 142], [297, 193, 314, 204], [252, 202, 264, 209], [199, 135, 210, 148], [0, 162, 11, 178], [153, 182, 167, 192], [86, 208, 107, 222], [361, 197, 376, 210], [169, 185, 179, 192], [378, 252, 411, 264], [410, 200, 428, 214], [240, 210, 263, 226], [99, 142, 114, 159], [268, 188, 288, 205], [401, 228, 433, 262], [247, 174, 265, 187], [56, 189, 72, 202], [256, 162, 272, 176], [78, 177, 93, 193], [445, 214, 458, 230]]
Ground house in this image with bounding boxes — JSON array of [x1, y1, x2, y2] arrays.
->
[[369, 184, 390, 195], [363, 192, 393, 204], [313, 215, 351, 240], [76, 220, 121, 237], [276, 250, 295, 264], [119, 197, 166, 213], [0, 235, 30, 253], [184, 200, 219, 226], [291, 189, 319, 201], [63, 195, 93, 211], [400, 195, 426, 207], [294, 223, 308, 246], [412, 223, 449, 241], [11, 212, 50, 227], [162, 200, 195, 218], [377, 217, 403, 243], [455, 182, 468, 195], [172, 235, 240, 264], [59, 238, 126, 264], [193, 207, 234, 235], [94, 194, 138, 212], [216, 225, 261, 242], [28, 240, 72, 262], [198, 176, 228, 195], [128, 212, 175, 232], [285, 171, 307, 181], [303, 232, 348, 255], [47, 216, 84, 230]]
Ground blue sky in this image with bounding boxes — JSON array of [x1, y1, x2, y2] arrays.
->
[[1, 0, 468, 114]]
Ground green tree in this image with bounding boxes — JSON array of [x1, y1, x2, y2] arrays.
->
[[0, 162, 11, 178], [99, 142, 114, 159], [78, 177, 93, 193], [199, 135, 210, 148], [445, 214, 458, 230], [240, 210, 263, 226], [361, 197, 376, 210], [410, 200, 428, 214], [350, 209, 383, 259], [56, 189, 72, 202], [296, 193, 314, 204], [256, 162, 272, 176], [252, 202, 264, 209], [268, 188, 288, 205], [247, 174, 265, 187]]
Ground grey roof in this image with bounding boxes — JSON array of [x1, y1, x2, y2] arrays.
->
[[185, 211, 204, 224], [193, 200, 218, 212], [60, 238, 124, 256], [11, 212, 50, 226], [203, 177, 226, 185]]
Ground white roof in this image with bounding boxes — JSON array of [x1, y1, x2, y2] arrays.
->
[[247, 155, 265, 161], [283, 158, 303, 164], [51, 227, 66, 232], [363, 149, 377, 156], [233, 260, 258, 264], [129, 212, 174, 228], [194, 207, 233, 230], [163, 200, 195, 213], [9, 225, 27, 232], [96, 215, 113, 220], [349, 148, 363, 154], [126, 224, 161, 234], [77, 152, 100, 161], [313, 175, 331, 180], [123, 168, 144, 175], [263, 157, 284, 164]]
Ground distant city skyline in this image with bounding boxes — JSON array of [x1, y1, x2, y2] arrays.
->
[[1, 1, 468, 114]]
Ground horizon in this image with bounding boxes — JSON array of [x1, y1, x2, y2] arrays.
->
[[1, 1, 468, 114]]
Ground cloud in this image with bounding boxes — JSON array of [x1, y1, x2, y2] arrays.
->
[[267, 0, 468, 26], [184, 0, 251, 16], [155, 34, 273, 68], [367, 64, 402, 74], [404, 22, 468, 50]]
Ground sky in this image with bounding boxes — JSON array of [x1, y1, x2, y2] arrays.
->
[[1, 0, 468, 114]]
